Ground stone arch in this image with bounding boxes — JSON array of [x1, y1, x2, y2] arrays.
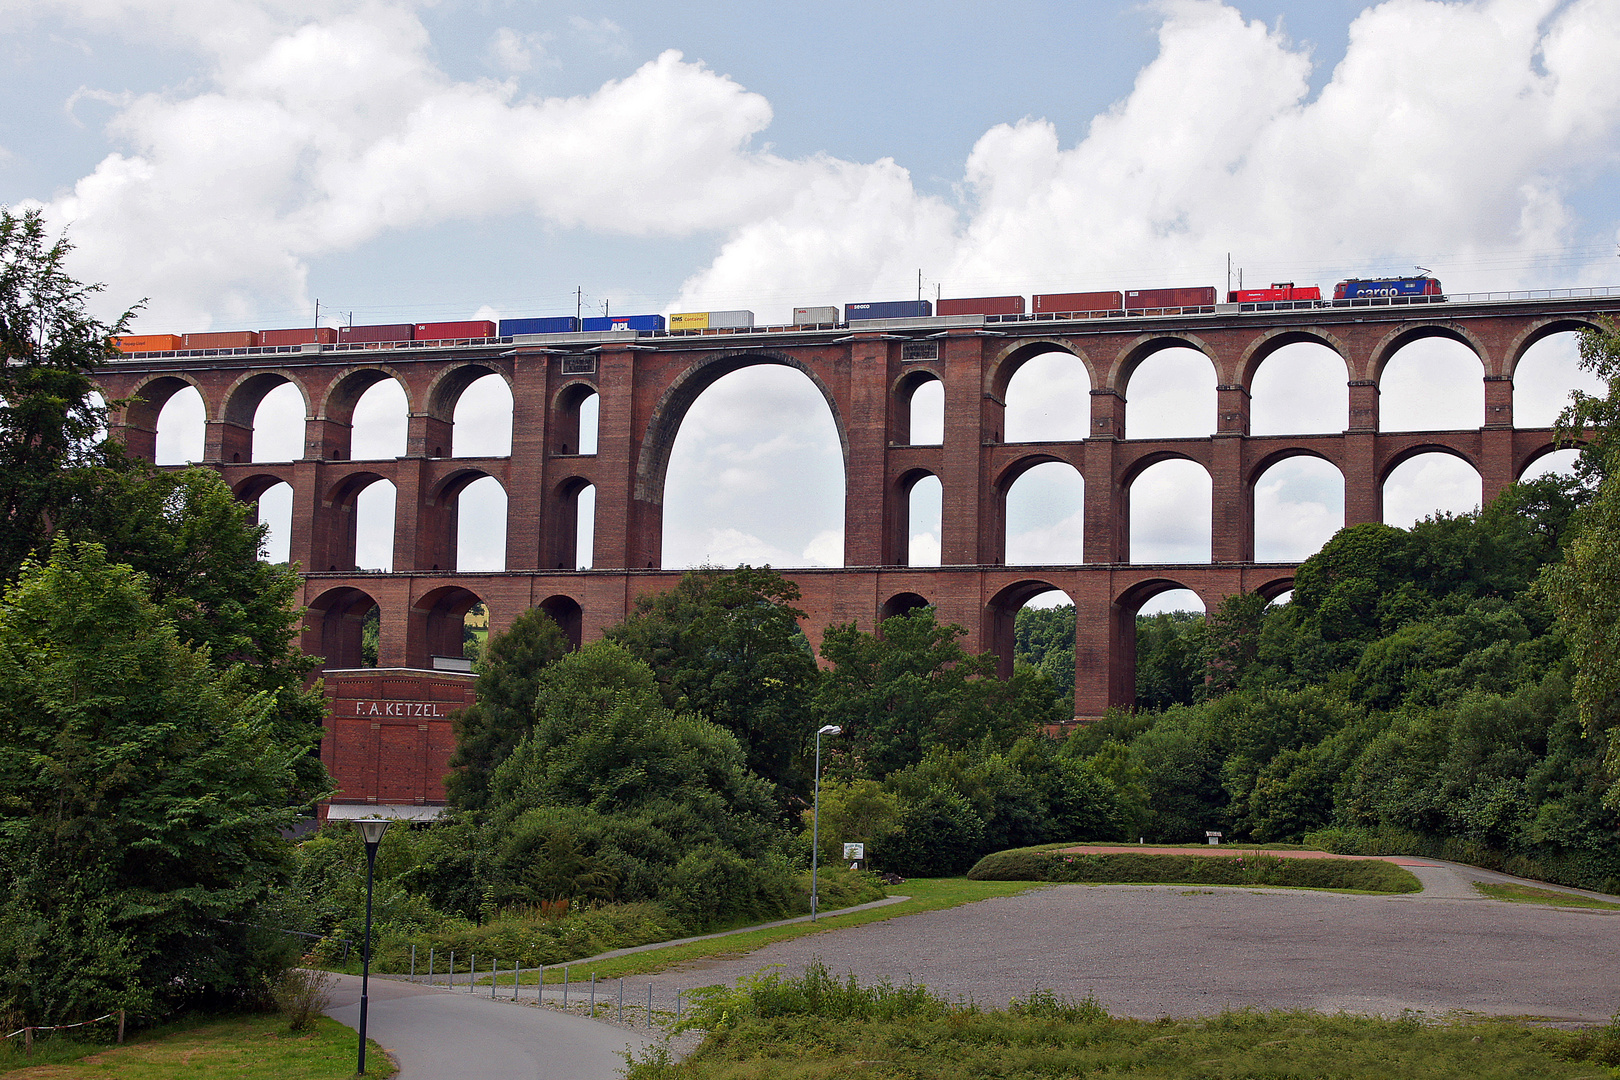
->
[[411, 585, 485, 669], [634, 349, 849, 504], [553, 379, 600, 456], [1381, 447, 1483, 528], [999, 457, 1085, 566], [539, 595, 584, 648], [890, 467, 940, 567], [1502, 315, 1608, 379], [549, 475, 595, 570], [1106, 332, 1218, 395], [893, 367, 944, 445], [320, 364, 413, 423], [218, 370, 311, 464], [985, 578, 1069, 680], [1244, 445, 1341, 487], [318, 471, 392, 571], [880, 592, 932, 622], [1516, 438, 1581, 480], [1254, 576, 1296, 600], [985, 338, 1094, 402], [119, 373, 205, 460], [232, 471, 295, 503], [1110, 576, 1211, 710], [1379, 442, 1479, 485], [1248, 451, 1346, 563], [1120, 447, 1205, 489], [1236, 326, 1351, 390], [424, 361, 511, 421], [1367, 321, 1490, 382], [307, 586, 380, 670]]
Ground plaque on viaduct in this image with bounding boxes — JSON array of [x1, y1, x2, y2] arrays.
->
[[94, 294, 1614, 748]]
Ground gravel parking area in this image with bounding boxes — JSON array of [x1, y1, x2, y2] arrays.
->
[[642, 861, 1620, 1022]]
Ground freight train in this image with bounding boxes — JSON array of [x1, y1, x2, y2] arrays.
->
[[112, 275, 1444, 356]]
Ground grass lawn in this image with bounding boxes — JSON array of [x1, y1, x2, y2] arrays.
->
[[488, 879, 1050, 986], [0, 1014, 392, 1079], [1475, 881, 1620, 910]]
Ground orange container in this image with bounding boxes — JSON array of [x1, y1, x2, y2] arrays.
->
[[259, 327, 338, 347], [114, 334, 182, 353], [181, 330, 259, 349]]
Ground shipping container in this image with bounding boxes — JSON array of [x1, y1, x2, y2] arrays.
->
[[792, 305, 840, 325], [1227, 284, 1322, 303], [1123, 286, 1218, 310], [1333, 277, 1443, 300], [937, 295, 1025, 317], [415, 320, 496, 339], [846, 300, 933, 321], [1031, 291, 1123, 314], [670, 309, 754, 330], [114, 334, 183, 353], [181, 330, 259, 350], [259, 327, 338, 347], [338, 323, 415, 344], [498, 316, 580, 336], [580, 314, 665, 332]]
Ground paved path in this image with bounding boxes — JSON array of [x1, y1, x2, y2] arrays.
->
[[630, 856, 1620, 1023], [326, 972, 657, 1080]]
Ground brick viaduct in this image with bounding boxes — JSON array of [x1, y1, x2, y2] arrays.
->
[[93, 295, 1618, 718]]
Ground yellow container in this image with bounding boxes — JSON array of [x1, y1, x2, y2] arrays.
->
[[669, 312, 710, 330]]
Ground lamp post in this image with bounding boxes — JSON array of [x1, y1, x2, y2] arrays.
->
[[811, 724, 841, 921], [352, 818, 391, 1076]]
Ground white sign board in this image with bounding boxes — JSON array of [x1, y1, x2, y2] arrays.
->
[[843, 843, 866, 860]]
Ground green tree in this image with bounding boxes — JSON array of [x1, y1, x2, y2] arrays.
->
[[1134, 610, 1206, 710], [0, 542, 309, 1025], [607, 566, 819, 796], [444, 607, 572, 812], [0, 208, 131, 581]]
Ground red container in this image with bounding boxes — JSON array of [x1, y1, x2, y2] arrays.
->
[[182, 330, 259, 349], [114, 334, 182, 353], [415, 321, 497, 340], [1124, 286, 1217, 309], [259, 327, 338, 347], [1031, 291, 1123, 314], [338, 323, 415, 344], [937, 295, 1025, 317]]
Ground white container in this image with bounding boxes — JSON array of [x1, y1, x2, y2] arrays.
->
[[793, 305, 839, 324]]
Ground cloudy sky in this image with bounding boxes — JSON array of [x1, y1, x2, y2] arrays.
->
[[7, 0, 1619, 612]]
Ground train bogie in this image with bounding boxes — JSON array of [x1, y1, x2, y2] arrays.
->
[[114, 334, 183, 353], [415, 321, 496, 339], [338, 323, 415, 344], [792, 306, 840, 325], [846, 300, 932, 321], [499, 316, 579, 336], [937, 295, 1025, 317], [581, 314, 665, 332], [1031, 291, 1123, 314], [1124, 286, 1217, 309]]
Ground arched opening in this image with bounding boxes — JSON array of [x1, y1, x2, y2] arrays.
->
[[1129, 459, 1212, 563], [539, 595, 584, 649], [881, 592, 932, 622], [662, 365, 844, 568], [1124, 347, 1215, 439], [1379, 338, 1483, 432], [907, 473, 942, 567], [1521, 448, 1581, 480], [309, 587, 382, 670], [1383, 452, 1481, 528], [905, 375, 944, 445], [249, 382, 304, 462], [554, 383, 599, 456], [1132, 587, 1207, 712], [1514, 330, 1603, 428], [1005, 461, 1084, 564], [1253, 456, 1345, 562], [155, 385, 205, 465], [1005, 351, 1091, 442], [355, 479, 397, 571], [574, 483, 595, 570], [456, 475, 508, 572], [1251, 342, 1347, 435], [412, 586, 486, 669], [452, 372, 514, 457], [255, 481, 294, 563], [351, 379, 408, 459], [1013, 587, 1076, 718]]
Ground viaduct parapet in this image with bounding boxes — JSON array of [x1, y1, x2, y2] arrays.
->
[[94, 295, 1617, 719]]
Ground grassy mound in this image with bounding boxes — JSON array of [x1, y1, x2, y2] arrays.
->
[[966, 848, 1420, 893]]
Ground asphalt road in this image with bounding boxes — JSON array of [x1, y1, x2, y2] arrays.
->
[[326, 972, 657, 1080], [639, 859, 1620, 1022]]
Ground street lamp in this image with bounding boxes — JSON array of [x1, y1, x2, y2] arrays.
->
[[811, 724, 842, 922], [352, 818, 391, 1076]]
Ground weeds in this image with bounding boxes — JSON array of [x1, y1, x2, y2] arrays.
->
[[273, 965, 334, 1032]]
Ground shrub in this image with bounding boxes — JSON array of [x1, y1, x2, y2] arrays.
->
[[965, 848, 1419, 893], [273, 966, 334, 1033]]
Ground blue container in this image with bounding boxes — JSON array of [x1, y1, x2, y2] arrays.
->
[[499, 316, 580, 335], [845, 300, 933, 321], [581, 314, 666, 332]]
